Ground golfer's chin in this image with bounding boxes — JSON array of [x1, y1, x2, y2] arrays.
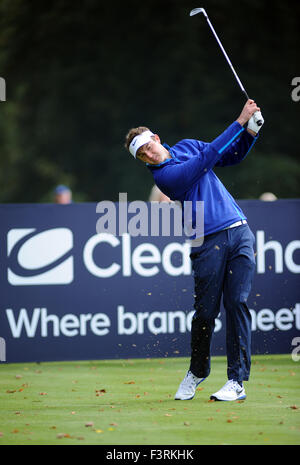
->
[[148, 156, 162, 165]]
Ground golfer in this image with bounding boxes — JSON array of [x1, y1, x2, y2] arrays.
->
[[125, 100, 264, 401]]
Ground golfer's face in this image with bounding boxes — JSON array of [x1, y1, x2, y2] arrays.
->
[[137, 138, 166, 164]]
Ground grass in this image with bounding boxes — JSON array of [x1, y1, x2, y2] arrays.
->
[[0, 354, 299, 445]]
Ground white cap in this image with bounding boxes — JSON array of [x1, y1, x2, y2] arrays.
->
[[129, 130, 154, 158]]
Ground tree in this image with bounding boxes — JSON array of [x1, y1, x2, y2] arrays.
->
[[0, 0, 299, 202]]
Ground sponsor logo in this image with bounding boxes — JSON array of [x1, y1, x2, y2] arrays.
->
[[5, 228, 300, 286], [83, 233, 191, 278], [7, 228, 74, 285], [256, 231, 300, 274]]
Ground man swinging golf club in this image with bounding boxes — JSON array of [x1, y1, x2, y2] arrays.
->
[[125, 99, 264, 401]]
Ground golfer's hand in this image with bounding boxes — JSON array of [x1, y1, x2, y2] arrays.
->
[[236, 99, 260, 127], [247, 110, 264, 135]]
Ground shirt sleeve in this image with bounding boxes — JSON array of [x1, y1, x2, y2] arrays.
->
[[214, 129, 258, 167], [154, 121, 248, 197]]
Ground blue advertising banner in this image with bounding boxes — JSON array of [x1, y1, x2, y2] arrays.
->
[[0, 200, 299, 363]]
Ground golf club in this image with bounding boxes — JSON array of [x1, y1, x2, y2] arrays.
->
[[190, 8, 263, 126]]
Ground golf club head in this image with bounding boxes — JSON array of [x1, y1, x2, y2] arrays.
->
[[189, 8, 208, 18]]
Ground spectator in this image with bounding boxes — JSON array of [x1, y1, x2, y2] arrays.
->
[[149, 184, 171, 202], [259, 192, 277, 201], [54, 185, 72, 204]]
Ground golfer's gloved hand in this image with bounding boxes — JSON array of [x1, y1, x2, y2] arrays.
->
[[247, 111, 264, 134]]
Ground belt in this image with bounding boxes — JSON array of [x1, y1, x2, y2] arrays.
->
[[223, 219, 247, 230]]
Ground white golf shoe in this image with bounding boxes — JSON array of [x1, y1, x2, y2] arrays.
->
[[174, 370, 206, 400], [210, 379, 246, 401]]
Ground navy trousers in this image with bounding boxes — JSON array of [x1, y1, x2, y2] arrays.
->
[[189, 224, 256, 383]]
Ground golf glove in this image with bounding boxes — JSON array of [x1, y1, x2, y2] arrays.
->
[[248, 111, 264, 134]]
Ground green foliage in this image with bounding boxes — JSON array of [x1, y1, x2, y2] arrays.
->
[[215, 152, 300, 199], [0, 0, 299, 202]]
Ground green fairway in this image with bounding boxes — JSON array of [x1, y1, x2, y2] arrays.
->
[[0, 355, 299, 445]]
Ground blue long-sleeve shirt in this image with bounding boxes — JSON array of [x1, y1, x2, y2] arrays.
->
[[147, 121, 258, 237]]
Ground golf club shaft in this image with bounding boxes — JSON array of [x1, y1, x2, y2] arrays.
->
[[193, 9, 262, 125], [204, 15, 249, 99]]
